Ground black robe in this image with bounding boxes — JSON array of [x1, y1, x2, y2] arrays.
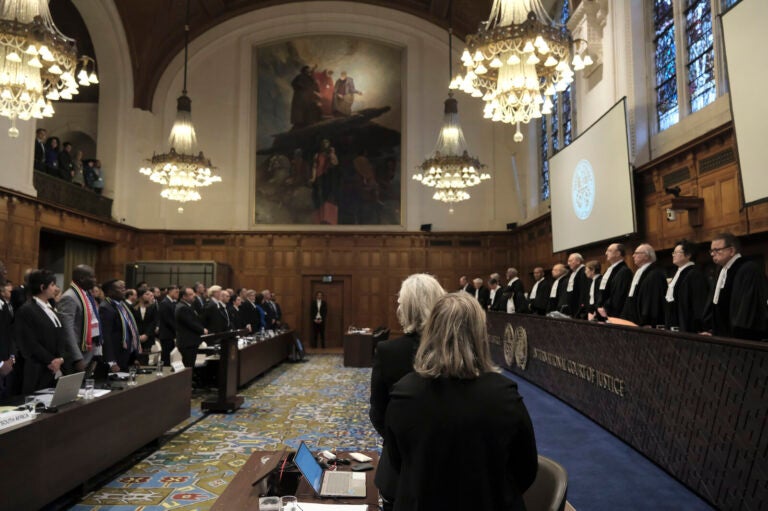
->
[[501, 279, 527, 314], [598, 261, 633, 318], [620, 264, 667, 327], [564, 266, 591, 318], [664, 265, 709, 333], [546, 275, 569, 314], [707, 257, 768, 340], [16, 301, 66, 395], [528, 279, 551, 315]]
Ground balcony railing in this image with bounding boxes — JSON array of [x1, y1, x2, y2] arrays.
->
[[33, 171, 112, 219]]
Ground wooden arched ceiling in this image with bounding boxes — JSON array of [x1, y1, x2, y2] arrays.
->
[[112, 0, 494, 111]]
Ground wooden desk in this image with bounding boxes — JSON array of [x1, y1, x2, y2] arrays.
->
[[212, 450, 380, 510], [0, 368, 191, 511], [239, 331, 293, 386], [343, 333, 374, 367]]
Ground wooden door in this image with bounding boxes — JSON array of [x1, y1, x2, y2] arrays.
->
[[309, 281, 345, 348]]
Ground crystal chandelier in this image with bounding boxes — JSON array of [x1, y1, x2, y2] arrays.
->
[[450, 0, 592, 142], [139, 0, 220, 204], [0, 0, 97, 137], [414, 18, 490, 210]]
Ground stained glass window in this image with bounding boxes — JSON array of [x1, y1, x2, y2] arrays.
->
[[722, 0, 740, 10], [654, 0, 678, 130], [551, 92, 560, 153], [541, 119, 550, 201], [562, 85, 572, 146], [686, 0, 715, 112]]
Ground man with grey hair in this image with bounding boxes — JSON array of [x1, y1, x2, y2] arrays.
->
[[620, 243, 667, 327], [597, 242, 633, 320], [564, 253, 590, 318], [203, 285, 230, 333], [471, 277, 490, 310], [502, 267, 527, 314]]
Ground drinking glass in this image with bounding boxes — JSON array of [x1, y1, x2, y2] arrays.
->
[[155, 357, 163, 376], [280, 496, 298, 511], [84, 378, 95, 400], [24, 396, 39, 415], [128, 366, 137, 386]]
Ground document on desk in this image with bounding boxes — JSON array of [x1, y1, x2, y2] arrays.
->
[[297, 504, 368, 511]]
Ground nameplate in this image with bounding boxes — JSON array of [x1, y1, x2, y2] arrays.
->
[[0, 410, 34, 431], [171, 361, 185, 373]]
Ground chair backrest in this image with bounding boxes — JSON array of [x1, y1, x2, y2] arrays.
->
[[523, 455, 568, 511]]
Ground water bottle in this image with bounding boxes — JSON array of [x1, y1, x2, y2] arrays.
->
[[260, 326, 265, 339], [155, 356, 163, 376]]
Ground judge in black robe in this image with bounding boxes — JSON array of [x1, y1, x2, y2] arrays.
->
[[502, 268, 527, 314], [597, 243, 633, 319], [471, 279, 491, 310], [620, 244, 667, 327], [546, 264, 569, 314], [706, 234, 768, 340], [564, 254, 591, 318], [488, 280, 505, 311], [528, 267, 551, 315], [664, 241, 709, 332]]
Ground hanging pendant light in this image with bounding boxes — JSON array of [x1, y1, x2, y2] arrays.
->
[[138, 0, 220, 204]]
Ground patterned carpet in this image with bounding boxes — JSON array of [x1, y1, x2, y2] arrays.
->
[[69, 355, 380, 510]]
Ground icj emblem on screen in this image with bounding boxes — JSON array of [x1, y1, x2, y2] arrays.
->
[[572, 159, 596, 220]]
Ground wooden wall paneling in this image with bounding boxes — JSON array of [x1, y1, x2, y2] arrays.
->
[[747, 202, 768, 234]]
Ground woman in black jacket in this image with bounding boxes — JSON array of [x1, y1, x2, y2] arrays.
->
[[385, 292, 538, 511]]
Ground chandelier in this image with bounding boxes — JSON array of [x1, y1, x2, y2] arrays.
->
[[0, 0, 97, 137], [414, 18, 490, 210], [138, 0, 220, 205], [449, 0, 592, 142]]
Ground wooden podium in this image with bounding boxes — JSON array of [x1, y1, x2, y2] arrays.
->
[[201, 328, 249, 413]]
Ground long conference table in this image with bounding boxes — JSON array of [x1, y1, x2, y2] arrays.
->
[[237, 331, 294, 386], [0, 368, 191, 511], [486, 312, 768, 511]]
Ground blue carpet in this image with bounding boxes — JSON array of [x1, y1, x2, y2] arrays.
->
[[504, 370, 715, 511]]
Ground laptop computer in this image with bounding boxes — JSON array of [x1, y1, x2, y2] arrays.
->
[[293, 442, 366, 498], [34, 372, 85, 408]]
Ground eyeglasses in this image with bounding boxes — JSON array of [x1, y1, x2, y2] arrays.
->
[[709, 246, 732, 254]]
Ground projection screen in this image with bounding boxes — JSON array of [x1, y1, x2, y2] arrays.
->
[[549, 98, 635, 253], [722, 0, 768, 205]]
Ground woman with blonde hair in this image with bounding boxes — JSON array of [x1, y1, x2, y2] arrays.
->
[[369, 273, 445, 511], [385, 292, 538, 510]]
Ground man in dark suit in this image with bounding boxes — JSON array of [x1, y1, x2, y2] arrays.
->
[[100, 280, 141, 372], [262, 289, 279, 329], [527, 266, 550, 315], [192, 282, 206, 315], [58, 141, 74, 181], [546, 264, 569, 313], [564, 253, 591, 318], [157, 285, 179, 366], [620, 244, 667, 327], [33, 128, 47, 172], [203, 285, 231, 333], [240, 289, 262, 332], [502, 267, 527, 314], [471, 278, 490, 309], [705, 232, 768, 339], [15, 270, 66, 395], [0, 262, 16, 398], [175, 287, 207, 368], [310, 291, 327, 348], [597, 243, 633, 320]]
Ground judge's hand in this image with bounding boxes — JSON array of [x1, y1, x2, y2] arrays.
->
[[246, 324, 252, 333], [203, 328, 209, 335], [699, 331, 712, 336], [139, 334, 148, 343], [597, 307, 607, 318], [109, 363, 120, 373], [74, 359, 86, 372]]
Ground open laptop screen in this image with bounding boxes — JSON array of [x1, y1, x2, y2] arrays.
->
[[294, 442, 323, 493]]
